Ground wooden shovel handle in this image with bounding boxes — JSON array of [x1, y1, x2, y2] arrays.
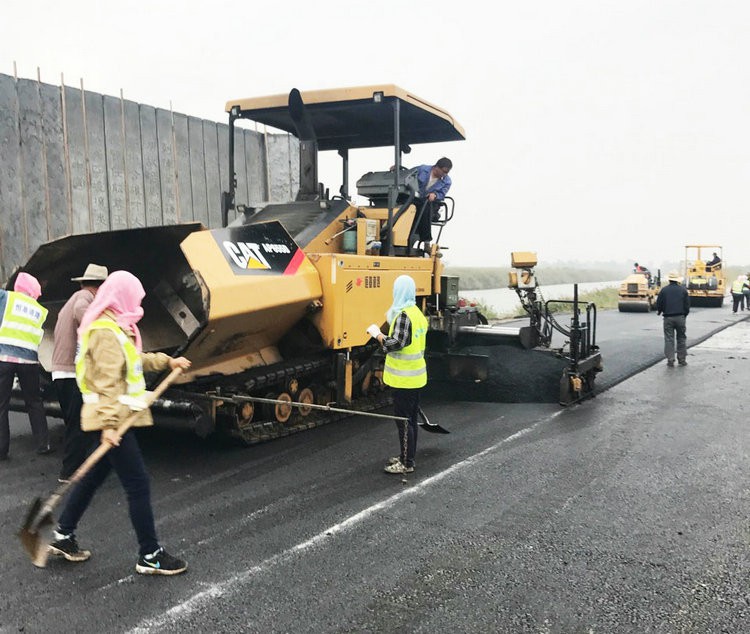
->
[[62, 366, 184, 489]]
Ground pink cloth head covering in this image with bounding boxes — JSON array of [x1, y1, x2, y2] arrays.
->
[[78, 270, 146, 351], [14, 272, 42, 300]]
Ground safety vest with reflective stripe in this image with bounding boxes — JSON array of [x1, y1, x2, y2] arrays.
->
[[0, 291, 48, 362], [75, 319, 147, 409], [731, 279, 745, 294], [383, 304, 428, 389]]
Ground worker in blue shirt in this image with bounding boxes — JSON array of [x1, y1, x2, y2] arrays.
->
[[412, 158, 452, 252]]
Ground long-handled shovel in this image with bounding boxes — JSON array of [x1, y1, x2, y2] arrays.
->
[[18, 366, 183, 567]]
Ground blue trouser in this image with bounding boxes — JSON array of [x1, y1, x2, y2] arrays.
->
[[58, 429, 159, 556], [393, 387, 420, 468], [663, 315, 687, 363], [0, 361, 49, 457]]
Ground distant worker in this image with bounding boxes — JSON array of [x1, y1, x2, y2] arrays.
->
[[413, 158, 452, 253], [49, 271, 191, 575], [656, 271, 690, 367], [706, 252, 722, 271], [367, 275, 428, 475], [731, 275, 746, 313], [633, 262, 652, 283], [0, 272, 52, 460], [51, 263, 108, 482]]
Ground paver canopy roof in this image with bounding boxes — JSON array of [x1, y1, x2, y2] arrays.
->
[[225, 84, 465, 151]]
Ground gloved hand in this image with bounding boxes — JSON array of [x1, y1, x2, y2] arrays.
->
[[367, 324, 382, 339]]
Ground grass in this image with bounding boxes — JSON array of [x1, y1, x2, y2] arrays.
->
[[469, 287, 620, 320], [446, 266, 623, 290]]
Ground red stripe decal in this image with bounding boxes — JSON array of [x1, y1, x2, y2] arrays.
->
[[283, 248, 305, 275]]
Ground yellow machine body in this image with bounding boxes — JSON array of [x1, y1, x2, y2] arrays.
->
[[307, 252, 436, 349], [177, 226, 324, 378], [618, 272, 659, 313], [11, 84, 599, 438]]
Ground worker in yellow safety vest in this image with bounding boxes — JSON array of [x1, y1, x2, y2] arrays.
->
[[48, 270, 192, 576], [731, 275, 746, 313], [367, 275, 428, 474], [0, 272, 51, 459]]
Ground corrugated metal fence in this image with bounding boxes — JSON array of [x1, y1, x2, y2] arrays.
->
[[0, 72, 299, 281]]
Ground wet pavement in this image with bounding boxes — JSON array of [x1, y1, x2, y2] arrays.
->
[[0, 311, 748, 633]]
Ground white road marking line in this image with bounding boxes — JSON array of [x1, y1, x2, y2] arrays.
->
[[128, 411, 562, 633]]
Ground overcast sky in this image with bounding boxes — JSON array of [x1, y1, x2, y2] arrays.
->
[[3, 0, 749, 269]]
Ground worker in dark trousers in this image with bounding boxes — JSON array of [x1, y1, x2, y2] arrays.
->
[[730, 275, 745, 313], [49, 271, 191, 575], [0, 273, 52, 460], [367, 275, 428, 474], [51, 263, 108, 482], [656, 271, 690, 367]]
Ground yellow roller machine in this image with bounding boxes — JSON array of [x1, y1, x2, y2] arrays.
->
[[618, 269, 661, 312], [683, 245, 725, 308]]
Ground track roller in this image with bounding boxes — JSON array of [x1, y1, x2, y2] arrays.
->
[[297, 388, 314, 417], [274, 392, 293, 424]]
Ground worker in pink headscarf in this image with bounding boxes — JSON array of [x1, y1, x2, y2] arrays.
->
[[49, 270, 192, 576], [0, 272, 52, 460]]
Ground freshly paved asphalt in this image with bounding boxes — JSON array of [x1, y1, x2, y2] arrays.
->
[[0, 306, 748, 633]]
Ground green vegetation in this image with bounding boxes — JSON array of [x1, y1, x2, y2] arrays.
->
[[446, 266, 623, 290], [473, 287, 620, 320]]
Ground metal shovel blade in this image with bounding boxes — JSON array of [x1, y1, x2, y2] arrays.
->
[[418, 408, 450, 434], [18, 497, 54, 568]]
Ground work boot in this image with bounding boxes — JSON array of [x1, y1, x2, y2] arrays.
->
[[678, 360, 687, 366], [135, 547, 188, 576], [49, 531, 91, 562], [667, 360, 675, 367]]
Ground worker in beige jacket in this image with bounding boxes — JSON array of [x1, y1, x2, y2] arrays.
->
[[48, 270, 191, 576]]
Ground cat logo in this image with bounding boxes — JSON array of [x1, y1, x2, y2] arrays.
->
[[222, 241, 271, 270]]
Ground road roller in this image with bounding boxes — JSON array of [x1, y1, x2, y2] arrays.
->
[[684, 245, 725, 307], [618, 270, 661, 312]]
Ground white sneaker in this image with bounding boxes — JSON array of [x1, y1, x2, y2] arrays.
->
[[384, 461, 414, 474]]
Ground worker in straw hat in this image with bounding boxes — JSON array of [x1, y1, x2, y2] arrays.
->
[[51, 264, 109, 482], [655, 271, 690, 367]]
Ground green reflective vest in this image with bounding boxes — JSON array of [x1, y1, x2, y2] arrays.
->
[[76, 318, 147, 409], [0, 291, 48, 361], [383, 304, 428, 389], [731, 279, 745, 294]]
